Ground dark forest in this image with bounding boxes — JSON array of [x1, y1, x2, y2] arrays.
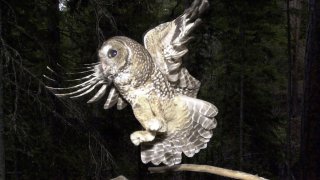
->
[[0, 0, 319, 179]]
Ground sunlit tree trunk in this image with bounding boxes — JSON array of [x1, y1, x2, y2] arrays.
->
[[301, 0, 320, 179]]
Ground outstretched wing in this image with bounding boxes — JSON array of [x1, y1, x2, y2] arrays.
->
[[44, 63, 128, 110], [143, 0, 209, 98], [141, 96, 218, 166]]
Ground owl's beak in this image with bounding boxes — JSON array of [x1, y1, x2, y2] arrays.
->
[[101, 63, 115, 81], [107, 74, 114, 83]]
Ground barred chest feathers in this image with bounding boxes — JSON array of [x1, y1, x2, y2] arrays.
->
[[115, 67, 174, 104]]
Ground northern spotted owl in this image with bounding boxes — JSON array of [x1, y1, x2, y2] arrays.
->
[[46, 0, 217, 166]]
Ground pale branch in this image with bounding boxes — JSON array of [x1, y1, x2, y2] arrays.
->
[[110, 175, 128, 180], [148, 164, 268, 180]]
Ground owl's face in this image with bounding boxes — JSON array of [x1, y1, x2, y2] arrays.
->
[[98, 37, 130, 79], [98, 36, 154, 87]]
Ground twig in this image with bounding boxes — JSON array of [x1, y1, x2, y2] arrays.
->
[[148, 164, 268, 180]]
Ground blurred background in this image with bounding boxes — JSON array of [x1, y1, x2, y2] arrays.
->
[[0, 0, 317, 179]]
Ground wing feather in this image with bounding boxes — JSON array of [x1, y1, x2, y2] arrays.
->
[[104, 87, 119, 109], [143, 0, 209, 97], [140, 95, 217, 166], [45, 63, 128, 110]]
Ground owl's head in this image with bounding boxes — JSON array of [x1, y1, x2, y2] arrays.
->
[[98, 36, 154, 86], [98, 37, 129, 78], [44, 36, 154, 103]]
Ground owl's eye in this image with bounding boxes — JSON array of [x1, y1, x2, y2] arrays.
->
[[107, 49, 118, 58]]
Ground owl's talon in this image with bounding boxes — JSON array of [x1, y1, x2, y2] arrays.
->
[[130, 131, 155, 146], [147, 118, 167, 132], [131, 137, 141, 146], [147, 119, 163, 131]]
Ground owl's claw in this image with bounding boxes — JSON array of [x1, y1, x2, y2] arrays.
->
[[147, 119, 162, 131], [131, 137, 141, 146], [130, 131, 155, 146], [147, 119, 167, 132]]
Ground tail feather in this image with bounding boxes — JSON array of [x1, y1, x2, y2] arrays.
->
[[162, 140, 174, 166], [150, 144, 164, 165]]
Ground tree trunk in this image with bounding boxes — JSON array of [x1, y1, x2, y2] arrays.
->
[[291, 0, 303, 118], [48, 0, 60, 65], [0, 5, 6, 179], [47, 0, 61, 178], [0, 62, 5, 180], [301, 0, 320, 179], [239, 70, 244, 171], [286, 0, 293, 178], [287, 0, 305, 179], [239, 27, 246, 171]]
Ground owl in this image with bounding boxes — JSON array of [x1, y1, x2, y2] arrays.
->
[[46, 0, 217, 166]]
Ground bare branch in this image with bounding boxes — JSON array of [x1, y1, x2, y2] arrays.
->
[[110, 175, 128, 180], [148, 164, 268, 180]]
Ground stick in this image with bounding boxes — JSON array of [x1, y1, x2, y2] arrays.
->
[[148, 164, 268, 180]]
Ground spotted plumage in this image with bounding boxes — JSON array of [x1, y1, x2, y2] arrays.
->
[[45, 0, 217, 166]]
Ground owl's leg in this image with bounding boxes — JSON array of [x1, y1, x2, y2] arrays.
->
[[130, 130, 156, 146], [132, 96, 167, 132]]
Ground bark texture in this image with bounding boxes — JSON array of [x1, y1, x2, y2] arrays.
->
[[0, 5, 6, 179], [301, 0, 320, 179]]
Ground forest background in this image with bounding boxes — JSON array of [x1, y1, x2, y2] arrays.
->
[[0, 0, 319, 179]]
